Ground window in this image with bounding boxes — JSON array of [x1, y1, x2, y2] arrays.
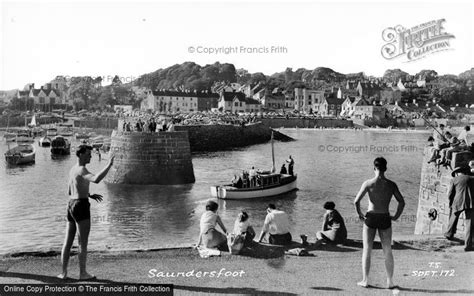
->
[[235, 102, 239, 107]]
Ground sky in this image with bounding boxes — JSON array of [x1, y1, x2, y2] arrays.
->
[[1, 0, 473, 90]]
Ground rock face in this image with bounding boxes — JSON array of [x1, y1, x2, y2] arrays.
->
[[105, 130, 195, 185], [415, 147, 472, 235]]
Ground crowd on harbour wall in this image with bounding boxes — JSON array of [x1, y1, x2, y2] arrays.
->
[[113, 115, 273, 152]]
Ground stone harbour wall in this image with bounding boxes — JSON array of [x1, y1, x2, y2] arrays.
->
[[175, 122, 272, 152], [105, 130, 195, 185], [259, 118, 353, 129], [414, 147, 473, 235]]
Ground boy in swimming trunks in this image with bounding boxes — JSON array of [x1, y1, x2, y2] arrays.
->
[[58, 145, 114, 280], [354, 157, 405, 289]]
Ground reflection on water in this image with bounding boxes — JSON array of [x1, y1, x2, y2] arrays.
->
[[0, 129, 430, 254]]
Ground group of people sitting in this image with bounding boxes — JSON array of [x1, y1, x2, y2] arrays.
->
[[427, 125, 471, 166], [195, 200, 347, 252], [122, 118, 176, 133]]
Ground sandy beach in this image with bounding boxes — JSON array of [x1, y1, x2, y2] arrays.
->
[[1, 234, 473, 296]]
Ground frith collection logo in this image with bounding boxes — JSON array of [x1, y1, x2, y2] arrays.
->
[[381, 19, 455, 62]]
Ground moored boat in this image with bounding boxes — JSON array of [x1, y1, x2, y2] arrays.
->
[[39, 136, 52, 147], [4, 131, 17, 142], [51, 136, 71, 155], [5, 144, 36, 165], [75, 131, 91, 140], [46, 127, 58, 137], [58, 123, 74, 136], [16, 129, 34, 143]]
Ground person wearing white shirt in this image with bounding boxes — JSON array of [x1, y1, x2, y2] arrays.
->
[[258, 204, 292, 245]]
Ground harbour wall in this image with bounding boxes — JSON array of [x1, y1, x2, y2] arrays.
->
[[259, 118, 353, 129], [175, 123, 272, 152], [117, 117, 276, 152], [414, 147, 473, 235], [105, 130, 195, 185]]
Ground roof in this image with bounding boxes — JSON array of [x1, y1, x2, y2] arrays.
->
[[325, 97, 344, 105], [221, 91, 246, 102], [358, 82, 382, 90], [354, 98, 371, 106], [245, 98, 261, 105], [152, 90, 219, 98], [383, 104, 404, 112]]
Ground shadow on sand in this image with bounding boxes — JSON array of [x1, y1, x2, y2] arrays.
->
[[0, 272, 296, 295]]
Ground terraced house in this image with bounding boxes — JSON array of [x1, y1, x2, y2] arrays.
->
[[218, 91, 262, 113], [141, 90, 219, 113]]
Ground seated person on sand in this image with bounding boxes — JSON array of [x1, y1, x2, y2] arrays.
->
[[196, 201, 228, 249], [258, 204, 292, 245], [315, 201, 347, 245], [233, 211, 256, 246]]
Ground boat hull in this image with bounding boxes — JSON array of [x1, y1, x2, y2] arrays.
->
[[211, 175, 297, 200], [51, 136, 71, 155], [39, 137, 52, 147], [5, 144, 35, 165]]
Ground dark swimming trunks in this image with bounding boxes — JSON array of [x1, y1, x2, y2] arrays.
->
[[67, 199, 90, 222], [364, 212, 391, 230]]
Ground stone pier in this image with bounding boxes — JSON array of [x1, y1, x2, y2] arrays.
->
[[105, 130, 195, 185], [414, 147, 472, 235]]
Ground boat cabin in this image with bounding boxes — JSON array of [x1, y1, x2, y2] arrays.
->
[[237, 171, 281, 189]]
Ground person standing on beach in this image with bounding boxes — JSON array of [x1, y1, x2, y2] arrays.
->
[[444, 166, 474, 251], [354, 157, 405, 289], [58, 145, 114, 280]]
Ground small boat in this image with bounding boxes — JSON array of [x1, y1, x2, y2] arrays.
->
[[39, 136, 52, 147], [51, 136, 71, 155], [75, 131, 91, 140], [16, 129, 35, 143], [210, 132, 297, 200], [46, 127, 58, 137], [4, 131, 17, 142], [5, 144, 36, 165], [58, 123, 74, 136], [28, 115, 43, 136]]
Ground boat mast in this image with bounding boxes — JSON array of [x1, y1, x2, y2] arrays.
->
[[271, 130, 275, 173]]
